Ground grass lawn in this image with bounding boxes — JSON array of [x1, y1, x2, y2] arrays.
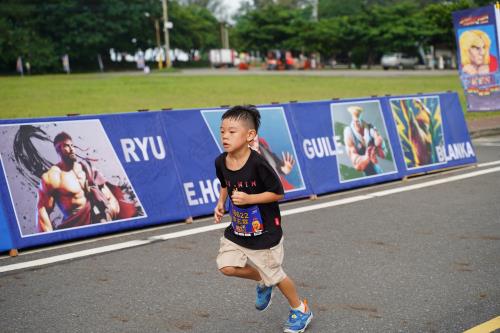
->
[[0, 72, 498, 120]]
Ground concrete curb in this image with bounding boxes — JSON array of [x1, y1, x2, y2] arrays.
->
[[469, 127, 500, 138], [467, 115, 500, 139]]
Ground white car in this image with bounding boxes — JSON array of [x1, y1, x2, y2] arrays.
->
[[381, 53, 418, 70]]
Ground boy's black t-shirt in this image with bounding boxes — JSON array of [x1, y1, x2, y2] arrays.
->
[[215, 149, 284, 250]]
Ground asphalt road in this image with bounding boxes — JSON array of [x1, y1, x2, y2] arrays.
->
[[0, 136, 499, 333]]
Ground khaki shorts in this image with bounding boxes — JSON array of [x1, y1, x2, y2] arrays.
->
[[216, 236, 287, 287]]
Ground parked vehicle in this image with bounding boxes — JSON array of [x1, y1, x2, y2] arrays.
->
[[381, 53, 419, 70], [209, 49, 238, 68]]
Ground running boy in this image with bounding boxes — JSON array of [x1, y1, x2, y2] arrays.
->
[[214, 105, 313, 333]]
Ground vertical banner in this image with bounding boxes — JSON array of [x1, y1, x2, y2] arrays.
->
[[497, 3, 500, 54], [453, 5, 500, 111]]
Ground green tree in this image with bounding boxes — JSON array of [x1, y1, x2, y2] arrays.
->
[[344, 2, 430, 68], [0, 0, 222, 73], [169, 2, 220, 55], [233, 4, 310, 53], [299, 17, 344, 57], [423, 0, 476, 51], [0, 1, 58, 72], [317, 0, 364, 19], [254, 0, 312, 9]]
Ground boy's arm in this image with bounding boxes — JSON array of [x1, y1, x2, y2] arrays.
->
[[214, 186, 228, 223], [231, 190, 283, 206]]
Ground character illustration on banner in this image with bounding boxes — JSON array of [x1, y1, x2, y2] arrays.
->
[[459, 30, 498, 75], [249, 135, 295, 190], [391, 97, 445, 168], [10, 125, 143, 233], [343, 106, 388, 176], [201, 107, 305, 193]]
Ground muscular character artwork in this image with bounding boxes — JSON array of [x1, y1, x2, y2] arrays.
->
[[0, 122, 144, 236], [331, 101, 396, 182], [37, 132, 121, 231], [343, 106, 387, 176], [390, 97, 445, 169]]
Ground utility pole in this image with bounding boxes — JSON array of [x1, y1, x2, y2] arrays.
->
[[220, 22, 229, 49], [154, 19, 163, 69], [312, 0, 318, 21], [145, 12, 163, 69], [161, 0, 172, 68], [312, 0, 320, 69]]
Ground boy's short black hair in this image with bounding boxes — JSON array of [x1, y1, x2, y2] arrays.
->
[[221, 105, 261, 132]]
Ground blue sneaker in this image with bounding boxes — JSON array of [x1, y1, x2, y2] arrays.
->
[[255, 284, 274, 311], [283, 300, 313, 333]]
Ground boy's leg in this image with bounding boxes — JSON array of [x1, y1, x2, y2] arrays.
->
[[279, 276, 313, 332], [219, 264, 262, 281], [277, 276, 301, 308], [217, 237, 261, 281]]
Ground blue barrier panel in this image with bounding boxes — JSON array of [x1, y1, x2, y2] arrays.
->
[[288, 98, 405, 195], [384, 92, 477, 175], [0, 159, 14, 252], [161, 104, 313, 218], [0, 92, 475, 251], [0, 210, 13, 252], [0, 112, 190, 250]]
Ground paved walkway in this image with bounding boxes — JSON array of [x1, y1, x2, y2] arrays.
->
[[467, 115, 500, 138]]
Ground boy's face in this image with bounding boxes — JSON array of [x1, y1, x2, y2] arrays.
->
[[220, 118, 256, 154]]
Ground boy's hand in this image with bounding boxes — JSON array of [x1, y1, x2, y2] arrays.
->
[[214, 202, 225, 223], [231, 189, 252, 206]]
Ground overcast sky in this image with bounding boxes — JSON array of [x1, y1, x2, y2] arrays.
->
[[221, 0, 243, 15], [219, 0, 245, 22]]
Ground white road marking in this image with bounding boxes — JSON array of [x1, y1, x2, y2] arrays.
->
[[478, 160, 500, 167], [475, 142, 500, 147], [0, 217, 204, 261], [1, 164, 500, 274], [0, 240, 150, 273], [474, 136, 500, 147], [3, 160, 494, 261]]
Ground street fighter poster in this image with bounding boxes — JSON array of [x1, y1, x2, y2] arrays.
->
[[330, 100, 397, 182], [453, 4, 500, 111], [390, 96, 446, 170], [201, 106, 306, 192], [0, 120, 145, 237]]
